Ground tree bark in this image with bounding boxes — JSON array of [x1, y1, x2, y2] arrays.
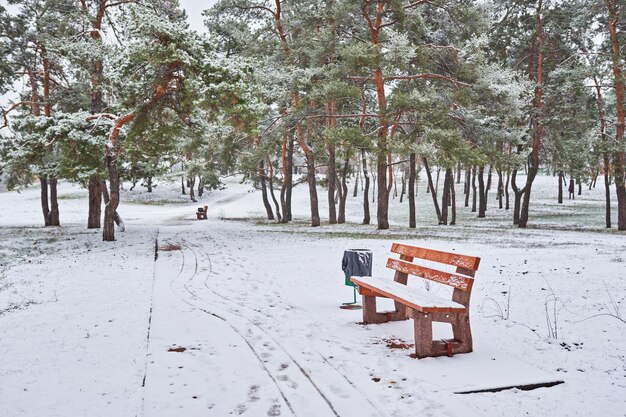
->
[[306, 156, 321, 227], [511, 169, 523, 224], [88, 175, 102, 228], [189, 176, 197, 202], [558, 171, 564, 204], [103, 154, 119, 241], [399, 171, 406, 203], [440, 168, 452, 225], [266, 159, 281, 221], [49, 178, 60, 226], [327, 142, 337, 224], [519, 0, 545, 229], [362, 150, 371, 225], [280, 134, 292, 223], [423, 157, 442, 223], [471, 166, 477, 213], [408, 153, 416, 228], [607, 0, 626, 230], [259, 160, 274, 221], [450, 169, 457, 225], [497, 168, 503, 209], [40, 177, 51, 226], [338, 159, 349, 224], [505, 170, 510, 210], [478, 165, 486, 218], [103, 113, 135, 241], [464, 166, 471, 207]]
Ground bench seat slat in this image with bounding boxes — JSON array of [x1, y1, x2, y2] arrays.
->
[[351, 276, 466, 313], [391, 243, 480, 271], [386, 258, 473, 291]]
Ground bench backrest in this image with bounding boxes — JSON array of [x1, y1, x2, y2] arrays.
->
[[386, 243, 481, 306]]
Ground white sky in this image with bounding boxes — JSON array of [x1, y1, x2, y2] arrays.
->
[[180, 0, 218, 33], [0, 1, 218, 109]]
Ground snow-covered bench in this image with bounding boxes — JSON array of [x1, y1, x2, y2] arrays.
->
[[196, 205, 208, 220], [350, 243, 481, 359]]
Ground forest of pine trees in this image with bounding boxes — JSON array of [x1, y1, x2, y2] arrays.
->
[[1, 0, 626, 239]]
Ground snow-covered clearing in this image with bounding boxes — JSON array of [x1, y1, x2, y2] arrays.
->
[[1, 175, 625, 417]]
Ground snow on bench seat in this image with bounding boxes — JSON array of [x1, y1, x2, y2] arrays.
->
[[351, 276, 466, 313]]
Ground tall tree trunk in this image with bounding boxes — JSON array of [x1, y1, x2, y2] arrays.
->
[[374, 64, 390, 229], [189, 176, 197, 202], [286, 135, 293, 221], [519, 0, 545, 229], [464, 166, 471, 207], [305, 155, 320, 227], [362, 150, 371, 225], [102, 113, 135, 241], [198, 176, 203, 198], [296, 94, 320, 228], [101, 180, 124, 233], [450, 169, 457, 225], [40, 177, 51, 226], [408, 153, 416, 228], [259, 160, 274, 221], [49, 178, 60, 226], [511, 169, 523, 225], [456, 160, 462, 184], [280, 134, 292, 223], [353, 171, 359, 197], [327, 142, 338, 224], [558, 171, 564, 204], [85, 4, 106, 228], [505, 170, 511, 210], [605, 166, 612, 228], [471, 166, 477, 213], [103, 154, 119, 241], [267, 158, 281, 221], [440, 168, 452, 225], [607, 0, 626, 229], [399, 171, 406, 203], [484, 166, 492, 209], [497, 169, 503, 209], [478, 166, 486, 218], [88, 175, 102, 229], [181, 176, 186, 195], [423, 157, 442, 222], [338, 159, 349, 224]]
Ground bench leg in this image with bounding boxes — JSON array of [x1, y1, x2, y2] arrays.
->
[[451, 313, 473, 354], [411, 309, 434, 359], [362, 295, 407, 324]]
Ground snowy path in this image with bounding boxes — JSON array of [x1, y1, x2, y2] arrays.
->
[[143, 226, 396, 417]]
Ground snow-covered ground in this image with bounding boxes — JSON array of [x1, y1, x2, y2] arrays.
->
[[0, 174, 625, 417]]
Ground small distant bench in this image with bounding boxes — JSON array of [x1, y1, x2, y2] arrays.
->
[[196, 205, 208, 220], [350, 243, 480, 359]]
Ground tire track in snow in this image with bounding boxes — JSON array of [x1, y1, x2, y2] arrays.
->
[[172, 233, 388, 417], [180, 236, 390, 417], [160, 235, 300, 417]]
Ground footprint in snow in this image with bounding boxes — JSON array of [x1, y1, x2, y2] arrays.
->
[[267, 404, 281, 416], [248, 384, 260, 402]]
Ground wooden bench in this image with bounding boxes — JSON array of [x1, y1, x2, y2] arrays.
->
[[196, 205, 208, 220], [350, 243, 480, 359]]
